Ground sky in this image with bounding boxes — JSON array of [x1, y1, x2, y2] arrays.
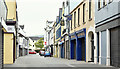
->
[[16, 0, 82, 37], [17, 0, 66, 36]]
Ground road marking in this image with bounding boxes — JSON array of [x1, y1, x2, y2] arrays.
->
[[66, 64, 75, 67]]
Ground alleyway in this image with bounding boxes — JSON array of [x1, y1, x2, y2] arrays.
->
[[4, 54, 117, 69]]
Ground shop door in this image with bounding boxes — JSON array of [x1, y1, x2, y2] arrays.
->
[[70, 40, 76, 59], [73, 40, 76, 59], [110, 27, 120, 67], [81, 38, 85, 60]]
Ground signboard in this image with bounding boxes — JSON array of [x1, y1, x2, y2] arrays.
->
[[71, 35, 76, 39], [77, 32, 85, 37], [7, 26, 16, 34]]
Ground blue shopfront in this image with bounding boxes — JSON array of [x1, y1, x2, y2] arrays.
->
[[69, 28, 86, 61]]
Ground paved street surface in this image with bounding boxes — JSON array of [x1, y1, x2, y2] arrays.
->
[[4, 54, 118, 69]]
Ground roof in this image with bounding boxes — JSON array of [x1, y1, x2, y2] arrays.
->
[[29, 35, 44, 40], [29, 37, 42, 40]]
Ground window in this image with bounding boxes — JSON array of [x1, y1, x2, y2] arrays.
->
[[109, 0, 113, 3], [83, 3, 85, 23], [74, 11, 76, 28], [89, 0, 92, 19], [78, 8, 80, 26], [71, 15, 73, 30], [98, 0, 101, 9], [103, 0, 105, 6]]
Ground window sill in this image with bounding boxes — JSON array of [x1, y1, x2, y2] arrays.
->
[[83, 22, 86, 24], [98, 8, 101, 11], [108, 1, 112, 4], [102, 4, 107, 8], [89, 18, 92, 21]]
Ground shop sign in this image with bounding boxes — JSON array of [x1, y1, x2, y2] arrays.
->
[[71, 35, 76, 39], [7, 26, 16, 34], [77, 32, 85, 37]]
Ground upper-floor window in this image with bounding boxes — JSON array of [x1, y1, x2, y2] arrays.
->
[[109, 0, 113, 3], [89, 0, 92, 19], [78, 8, 80, 26], [74, 11, 76, 28], [71, 15, 73, 30], [98, 0, 101, 10], [103, 0, 106, 6], [83, 3, 85, 23]]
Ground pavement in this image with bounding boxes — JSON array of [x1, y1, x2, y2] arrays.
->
[[4, 53, 119, 69]]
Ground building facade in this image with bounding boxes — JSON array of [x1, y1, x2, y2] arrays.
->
[[61, 0, 70, 59], [69, 0, 96, 63], [18, 25, 29, 57], [3, 0, 18, 64], [95, 0, 120, 67], [55, 8, 63, 58]]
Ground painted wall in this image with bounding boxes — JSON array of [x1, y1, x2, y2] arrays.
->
[[95, 0, 119, 25], [70, 0, 95, 62], [5, 0, 17, 21], [4, 33, 14, 64]]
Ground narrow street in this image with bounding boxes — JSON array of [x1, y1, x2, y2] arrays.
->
[[4, 54, 117, 69]]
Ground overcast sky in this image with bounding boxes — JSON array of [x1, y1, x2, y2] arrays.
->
[[17, 0, 66, 36], [17, 0, 83, 37]]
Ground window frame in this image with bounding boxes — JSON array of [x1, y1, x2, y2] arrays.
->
[[74, 11, 76, 28], [83, 3, 86, 24], [71, 14, 73, 30], [98, 0, 101, 10], [78, 8, 80, 26], [89, 0, 92, 20]]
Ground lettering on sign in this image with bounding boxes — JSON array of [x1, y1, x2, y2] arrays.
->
[[71, 35, 76, 39], [77, 32, 85, 37]]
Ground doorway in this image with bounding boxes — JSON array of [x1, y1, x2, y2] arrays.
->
[[88, 32, 94, 62], [71, 39, 76, 59], [81, 38, 85, 61]]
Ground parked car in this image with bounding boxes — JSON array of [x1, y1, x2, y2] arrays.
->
[[44, 51, 51, 57], [39, 51, 45, 56], [29, 50, 36, 54]]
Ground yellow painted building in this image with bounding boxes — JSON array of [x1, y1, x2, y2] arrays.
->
[[5, 0, 17, 22], [69, 0, 96, 63], [4, 33, 15, 64], [3, 0, 17, 64]]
